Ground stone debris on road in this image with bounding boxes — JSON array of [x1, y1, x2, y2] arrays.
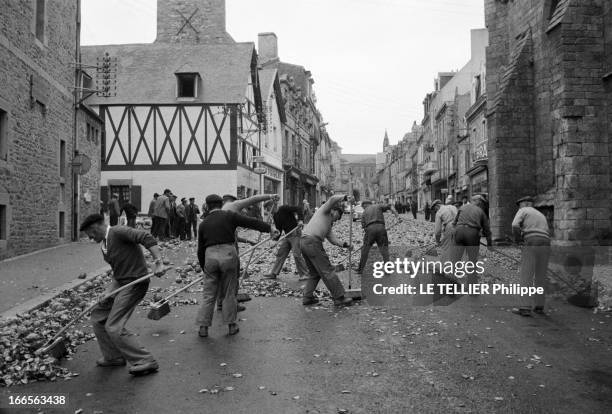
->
[[0, 213, 610, 392]]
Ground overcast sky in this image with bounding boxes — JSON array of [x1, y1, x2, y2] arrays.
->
[[81, 0, 485, 154]]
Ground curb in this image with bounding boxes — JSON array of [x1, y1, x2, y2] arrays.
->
[[0, 265, 111, 320]]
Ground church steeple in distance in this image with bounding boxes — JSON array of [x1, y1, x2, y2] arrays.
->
[[383, 129, 389, 150]]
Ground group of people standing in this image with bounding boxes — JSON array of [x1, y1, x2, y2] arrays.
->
[[147, 189, 201, 241], [394, 200, 418, 219]]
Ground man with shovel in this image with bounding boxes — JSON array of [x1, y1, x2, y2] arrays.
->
[[355, 200, 399, 275], [300, 194, 354, 307], [263, 204, 309, 280], [196, 194, 278, 337], [219, 193, 279, 311], [79, 214, 166, 376]]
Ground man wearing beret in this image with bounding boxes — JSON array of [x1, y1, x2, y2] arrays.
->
[[196, 194, 278, 337], [79, 214, 166, 376], [511, 196, 551, 316]]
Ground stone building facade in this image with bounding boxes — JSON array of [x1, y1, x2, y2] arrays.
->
[[340, 154, 377, 201], [485, 0, 612, 245], [258, 33, 323, 206], [0, 0, 79, 259]]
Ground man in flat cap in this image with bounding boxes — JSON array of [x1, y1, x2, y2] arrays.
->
[[185, 197, 200, 240], [175, 197, 187, 240], [511, 196, 551, 316], [79, 213, 166, 376], [454, 195, 493, 288], [196, 194, 277, 337], [355, 199, 399, 274]]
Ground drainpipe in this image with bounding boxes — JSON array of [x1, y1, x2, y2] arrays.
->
[[71, 0, 81, 241]]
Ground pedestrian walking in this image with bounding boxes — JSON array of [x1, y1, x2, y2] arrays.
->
[[121, 200, 138, 228], [108, 193, 121, 226], [434, 198, 458, 269], [196, 194, 276, 337], [355, 200, 399, 274], [148, 193, 159, 236], [176, 198, 187, 240], [263, 204, 309, 280], [153, 189, 171, 240], [511, 196, 551, 317], [79, 214, 166, 376], [185, 197, 200, 240], [454, 195, 493, 287], [424, 201, 431, 221], [300, 194, 354, 307]]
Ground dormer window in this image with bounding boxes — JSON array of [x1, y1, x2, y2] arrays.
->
[[176, 73, 199, 98]]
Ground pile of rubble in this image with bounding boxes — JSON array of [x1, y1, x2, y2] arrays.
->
[[0, 273, 110, 387]]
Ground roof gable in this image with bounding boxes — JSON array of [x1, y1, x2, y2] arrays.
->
[[81, 42, 256, 105]]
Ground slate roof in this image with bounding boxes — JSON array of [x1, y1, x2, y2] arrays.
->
[[259, 68, 277, 99], [81, 42, 257, 105]]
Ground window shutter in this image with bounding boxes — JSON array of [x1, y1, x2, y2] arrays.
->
[[130, 185, 142, 212]]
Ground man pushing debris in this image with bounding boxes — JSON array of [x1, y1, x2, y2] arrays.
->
[[300, 194, 354, 307], [79, 214, 166, 376], [196, 194, 277, 337]]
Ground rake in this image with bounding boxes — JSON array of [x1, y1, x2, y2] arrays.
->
[[482, 242, 597, 308], [147, 276, 204, 320], [345, 202, 362, 300], [35, 273, 154, 359]]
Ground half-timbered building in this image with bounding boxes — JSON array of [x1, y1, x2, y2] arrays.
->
[[81, 42, 264, 211]]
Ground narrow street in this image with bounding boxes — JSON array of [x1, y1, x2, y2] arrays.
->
[[2, 216, 611, 413]]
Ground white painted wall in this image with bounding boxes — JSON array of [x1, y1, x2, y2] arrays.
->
[[102, 169, 237, 212]]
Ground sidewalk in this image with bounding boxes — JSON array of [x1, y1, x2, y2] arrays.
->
[[0, 240, 107, 313]]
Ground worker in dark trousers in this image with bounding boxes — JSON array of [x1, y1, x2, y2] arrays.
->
[[410, 199, 418, 220], [219, 193, 279, 310], [263, 204, 309, 280], [301, 194, 354, 307], [355, 200, 399, 274], [511, 196, 551, 316], [185, 197, 200, 240], [79, 214, 166, 376], [454, 195, 493, 288], [108, 193, 121, 226], [196, 194, 276, 337]]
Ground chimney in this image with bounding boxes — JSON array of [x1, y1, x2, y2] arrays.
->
[[156, 0, 234, 44], [258, 32, 279, 64]]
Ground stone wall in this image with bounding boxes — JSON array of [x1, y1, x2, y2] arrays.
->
[[76, 107, 102, 221], [485, 0, 611, 245], [0, 0, 77, 259]]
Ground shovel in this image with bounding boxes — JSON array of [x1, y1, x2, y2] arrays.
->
[[345, 202, 362, 300], [482, 242, 597, 308], [35, 273, 154, 359], [147, 276, 204, 320]]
